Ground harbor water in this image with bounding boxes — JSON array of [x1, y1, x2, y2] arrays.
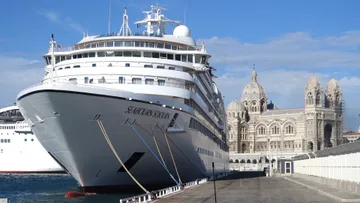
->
[[0, 174, 140, 203]]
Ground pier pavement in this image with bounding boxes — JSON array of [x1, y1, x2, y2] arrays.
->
[[152, 172, 349, 203]]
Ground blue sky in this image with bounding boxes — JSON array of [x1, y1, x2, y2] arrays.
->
[[0, 0, 360, 130]]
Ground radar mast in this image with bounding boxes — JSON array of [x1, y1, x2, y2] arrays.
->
[[135, 5, 179, 36]]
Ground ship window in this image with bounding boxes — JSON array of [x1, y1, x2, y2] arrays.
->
[[91, 43, 97, 48], [181, 55, 187, 62], [85, 44, 90, 48], [134, 41, 141, 47], [124, 41, 132, 47], [133, 51, 141, 57], [66, 55, 71, 60], [167, 54, 174, 60], [175, 54, 181, 61], [58, 68, 63, 70], [152, 52, 159, 58], [172, 45, 177, 50], [69, 78, 77, 83], [160, 53, 166, 59], [158, 79, 165, 86], [195, 55, 201, 63], [145, 78, 154, 85], [31, 139, 34, 142], [165, 44, 171, 49], [55, 56, 60, 64], [115, 51, 123, 56], [83, 53, 88, 58], [89, 52, 95, 57], [125, 63, 130, 67], [61, 56, 66, 61], [73, 55, 77, 59], [132, 78, 141, 84], [148, 42, 154, 48], [188, 54, 193, 63], [157, 66, 165, 69], [98, 42, 105, 47], [77, 54, 82, 59], [106, 41, 113, 47], [144, 52, 151, 58], [169, 67, 175, 70], [98, 52, 105, 57], [92, 63, 96, 67], [73, 65, 80, 68], [115, 41, 123, 47], [119, 77, 125, 84], [157, 43, 164, 48], [64, 66, 70, 69], [0, 139, 2, 143], [84, 77, 89, 84], [124, 51, 132, 57], [24, 139, 27, 141], [201, 56, 207, 64], [144, 65, 153, 68], [106, 51, 114, 57]]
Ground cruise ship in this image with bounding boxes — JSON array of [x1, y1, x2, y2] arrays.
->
[[16, 6, 229, 192], [0, 105, 64, 173]]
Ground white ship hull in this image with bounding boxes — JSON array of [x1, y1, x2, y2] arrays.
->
[[0, 138, 64, 173], [17, 83, 229, 192], [0, 107, 64, 173]]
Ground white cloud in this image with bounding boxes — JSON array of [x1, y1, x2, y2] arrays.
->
[[203, 31, 360, 130], [0, 55, 44, 107], [198, 31, 360, 69], [37, 11, 85, 34]]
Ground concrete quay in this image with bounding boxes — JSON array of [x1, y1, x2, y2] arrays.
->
[[152, 172, 359, 203]]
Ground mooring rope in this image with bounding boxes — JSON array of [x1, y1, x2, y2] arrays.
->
[[156, 126, 183, 185], [130, 124, 179, 185], [96, 120, 149, 194]]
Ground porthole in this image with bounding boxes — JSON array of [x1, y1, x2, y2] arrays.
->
[[31, 139, 34, 142], [24, 139, 27, 142]]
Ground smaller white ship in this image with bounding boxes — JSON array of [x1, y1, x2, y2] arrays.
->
[[0, 105, 64, 173]]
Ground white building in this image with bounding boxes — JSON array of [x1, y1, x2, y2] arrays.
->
[[227, 68, 344, 168]]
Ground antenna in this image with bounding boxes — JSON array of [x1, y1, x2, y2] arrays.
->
[[118, 7, 133, 36], [108, 0, 112, 34]]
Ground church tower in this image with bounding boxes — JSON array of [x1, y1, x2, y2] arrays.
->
[[324, 78, 343, 147], [304, 74, 323, 151]]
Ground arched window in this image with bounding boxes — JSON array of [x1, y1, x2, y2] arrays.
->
[[271, 126, 280, 134], [307, 92, 313, 105], [285, 125, 294, 134], [316, 91, 321, 105], [257, 126, 266, 135], [241, 127, 247, 140]]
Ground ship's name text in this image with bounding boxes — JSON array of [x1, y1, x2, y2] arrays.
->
[[125, 106, 170, 119]]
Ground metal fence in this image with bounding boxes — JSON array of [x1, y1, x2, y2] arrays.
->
[[294, 152, 360, 183]]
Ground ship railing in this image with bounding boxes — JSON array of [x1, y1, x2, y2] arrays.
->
[[15, 120, 31, 132], [119, 172, 234, 203], [53, 38, 203, 53], [20, 79, 194, 94], [119, 177, 208, 203], [90, 80, 193, 91]]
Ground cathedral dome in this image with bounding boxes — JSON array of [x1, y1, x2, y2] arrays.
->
[[241, 68, 267, 101]]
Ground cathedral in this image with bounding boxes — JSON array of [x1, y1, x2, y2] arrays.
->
[[227, 68, 344, 161]]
